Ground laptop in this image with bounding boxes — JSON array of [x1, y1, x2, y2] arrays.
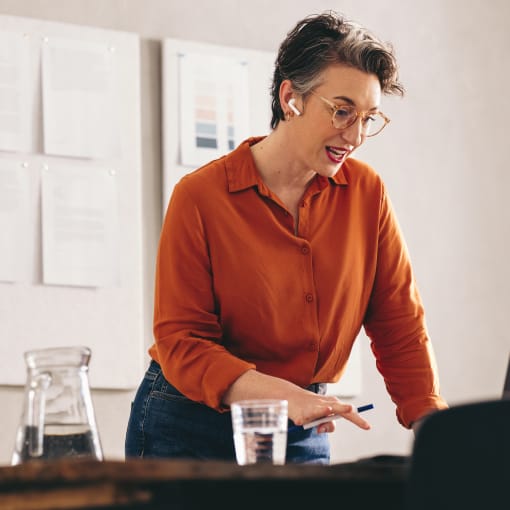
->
[[503, 355, 510, 399]]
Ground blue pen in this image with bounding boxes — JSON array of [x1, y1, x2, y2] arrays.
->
[[289, 403, 374, 432]]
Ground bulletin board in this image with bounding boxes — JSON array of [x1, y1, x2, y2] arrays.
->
[[161, 38, 362, 397], [0, 15, 145, 389], [161, 38, 276, 211]]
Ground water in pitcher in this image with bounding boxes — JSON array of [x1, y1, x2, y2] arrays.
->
[[13, 424, 97, 463]]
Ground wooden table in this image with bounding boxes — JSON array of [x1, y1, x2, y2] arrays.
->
[[0, 456, 409, 510]]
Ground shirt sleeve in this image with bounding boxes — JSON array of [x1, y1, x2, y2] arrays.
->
[[363, 186, 448, 428], [152, 178, 255, 411]]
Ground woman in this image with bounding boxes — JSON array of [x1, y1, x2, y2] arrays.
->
[[125, 11, 448, 464]]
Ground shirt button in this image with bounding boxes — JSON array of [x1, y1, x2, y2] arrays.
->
[[301, 245, 309, 255], [308, 341, 316, 351], [305, 293, 313, 303]]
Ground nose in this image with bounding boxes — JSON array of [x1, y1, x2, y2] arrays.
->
[[339, 117, 364, 147]]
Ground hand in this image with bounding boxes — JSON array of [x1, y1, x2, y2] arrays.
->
[[289, 394, 371, 433], [223, 369, 371, 434]]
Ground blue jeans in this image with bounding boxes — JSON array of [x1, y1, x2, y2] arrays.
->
[[125, 360, 330, 464]]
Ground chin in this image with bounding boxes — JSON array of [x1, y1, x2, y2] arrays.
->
[[320, 163, 343, 177]]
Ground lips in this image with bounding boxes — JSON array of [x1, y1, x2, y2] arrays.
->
[[326, 146, 347, 164]]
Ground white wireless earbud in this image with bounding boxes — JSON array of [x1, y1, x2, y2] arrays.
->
[[288, 98, 301, 116]]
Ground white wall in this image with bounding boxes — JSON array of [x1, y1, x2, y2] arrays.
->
[[0, 0, 508, 465]]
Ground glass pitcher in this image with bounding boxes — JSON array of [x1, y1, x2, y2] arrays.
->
[[11, 346, 103, 464]]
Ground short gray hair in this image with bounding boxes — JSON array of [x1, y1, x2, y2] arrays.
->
[[270, 11, 404, 129]]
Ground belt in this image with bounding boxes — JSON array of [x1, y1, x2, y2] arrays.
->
[[307, 382, 327, 395]]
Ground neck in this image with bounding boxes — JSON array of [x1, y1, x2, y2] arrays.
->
[[250, 128, 315, 193], [250, 128, 316, 231]]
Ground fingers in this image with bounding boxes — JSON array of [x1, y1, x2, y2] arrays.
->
[[308, 403, 371, 432], [288, 390, 372, 432], [342, 408, 371, 430], [328, 401, 371, 430], [317, 421, 336, 434]]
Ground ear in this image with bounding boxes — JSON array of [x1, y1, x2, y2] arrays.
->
[[279, 80, 301, 116], [279, 79, 293, 105]]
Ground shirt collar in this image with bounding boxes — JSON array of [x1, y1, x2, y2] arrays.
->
[[225, 137, 349, 193]]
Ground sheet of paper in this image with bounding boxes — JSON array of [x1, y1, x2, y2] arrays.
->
[[0, 30, 32, 153], [42, 36, 119, 159], [0, 159, 30, 282], [41, 163, 119, 287], [178, 52, 250, 167]]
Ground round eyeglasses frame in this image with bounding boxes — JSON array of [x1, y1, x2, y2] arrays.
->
[[310, 92, 390, 137]]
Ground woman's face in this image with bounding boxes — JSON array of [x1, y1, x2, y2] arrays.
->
[[288, 64, 382, 178]]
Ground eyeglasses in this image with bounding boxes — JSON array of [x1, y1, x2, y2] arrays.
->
[[311, 92, 390, 137]]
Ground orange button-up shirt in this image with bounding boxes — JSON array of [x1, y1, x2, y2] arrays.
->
[[150, 137, 447, 428]]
